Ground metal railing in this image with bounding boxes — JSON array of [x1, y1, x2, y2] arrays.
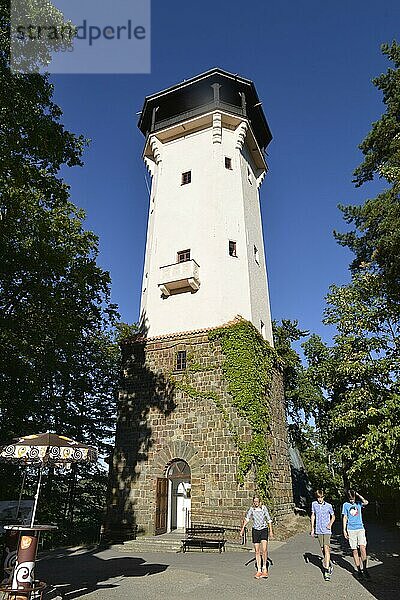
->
[[153, 100, 246, 133]]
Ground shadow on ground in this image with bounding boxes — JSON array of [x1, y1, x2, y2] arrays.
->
[[303, 522, 399, 600], [37, 546, 168, 599]]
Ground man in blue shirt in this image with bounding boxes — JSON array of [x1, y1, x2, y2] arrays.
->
[[310, 489, 335, 581], [342, 489, 370, 578]]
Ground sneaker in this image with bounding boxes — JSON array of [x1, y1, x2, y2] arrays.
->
[[328, 563, 334, 575], [356, 569, 364, 579], [262, 569, 269, 578], [254, 572, 263, 579], [324, 571, 331, 581], [363, 569, 371, 579]]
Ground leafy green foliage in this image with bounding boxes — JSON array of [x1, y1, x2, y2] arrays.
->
[[303, 273, 400, 490], [170, 320, 277, 499], [25, 465, 108, 548], [335, 41, 400, 299], [302, 42, 400, 495], [209, 320, 278, 498], [114, 322, 140, 343], [272, 321, 340, 502], [0, 0, 121, 543], [297, 425, 343, 505], [352, 42, 400, 188], [273, 320, 323, 440], [8, 0, 76, 73]]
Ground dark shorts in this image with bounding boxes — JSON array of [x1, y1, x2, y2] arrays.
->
[[252, 527, 269, 544]]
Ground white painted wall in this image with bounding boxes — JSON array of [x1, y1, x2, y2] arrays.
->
[[139, 114, 273, 344], [240, 145, 273, 343]]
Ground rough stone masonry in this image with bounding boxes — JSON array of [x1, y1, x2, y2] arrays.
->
[[106, 322, 294, 540]]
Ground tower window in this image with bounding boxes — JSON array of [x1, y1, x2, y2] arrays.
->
[[181, 171, 191, 185], [260, 320, 265, 339], [229, 240, 237, 257], [176, 350, 187, 371], [225, 157, 232, 170], [177, 249, 191, 263], [254, 245, 259, 264], [247, 166, 252, 184]]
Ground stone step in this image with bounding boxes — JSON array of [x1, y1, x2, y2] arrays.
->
[[113, 536, 251, 554], [116, 541, 181, 553]]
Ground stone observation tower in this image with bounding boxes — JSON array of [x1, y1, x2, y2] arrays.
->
[[107, 69, 293, 539]]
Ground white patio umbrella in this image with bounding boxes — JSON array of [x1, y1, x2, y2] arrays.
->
[[0, 432, 98, 526]]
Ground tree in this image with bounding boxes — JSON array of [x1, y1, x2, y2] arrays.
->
[[272, 321, 340, 503], [0, 0, 120, 535], [303, 42, 400, 495], [335, 42, 400, 302], [303, 274, 400, 491], [273, 320, 323, 444]]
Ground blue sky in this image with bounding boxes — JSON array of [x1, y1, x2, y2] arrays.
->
[[52, 0, 399, 343]]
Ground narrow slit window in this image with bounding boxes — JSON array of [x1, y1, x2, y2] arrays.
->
[[229, 240, 237, 257], [176, 350, 187, 371], [260, 320, 265, 339], [254, 245, 259, 264], [181, 171, 191, 185], [177, 249, 191, 263], [225, 157, 232, 170], [247, 166, 252, 184]]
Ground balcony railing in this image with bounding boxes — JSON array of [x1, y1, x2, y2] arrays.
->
[[153, 100, 245, 133], [158, 260, 200, 296]]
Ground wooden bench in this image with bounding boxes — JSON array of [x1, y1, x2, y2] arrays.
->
[[181, 525, 226, 553]]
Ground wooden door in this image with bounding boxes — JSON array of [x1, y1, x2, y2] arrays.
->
[[155, 477, 168, 535]]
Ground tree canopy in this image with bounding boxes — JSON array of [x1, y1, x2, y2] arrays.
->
[[301, 41, 400, 496], [0, 0, 121, 537]]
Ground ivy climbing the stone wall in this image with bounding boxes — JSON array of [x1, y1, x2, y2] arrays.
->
[[170, 319, 278, 501], [209, 320, 278, 499]]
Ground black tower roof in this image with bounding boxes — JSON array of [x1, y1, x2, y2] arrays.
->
[[138, 68, 272, 152]]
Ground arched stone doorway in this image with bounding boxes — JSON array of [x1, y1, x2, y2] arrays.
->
[[166, 459, 191, 532]]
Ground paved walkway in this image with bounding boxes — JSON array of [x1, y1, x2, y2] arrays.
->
[[38, 522, 399, 600]]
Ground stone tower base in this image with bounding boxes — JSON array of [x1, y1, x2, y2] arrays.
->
[[106, 323, 294, 539]]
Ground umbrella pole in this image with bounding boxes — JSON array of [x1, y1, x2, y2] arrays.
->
[[15, 467, 27, 520], [30, 464, 43, 527]]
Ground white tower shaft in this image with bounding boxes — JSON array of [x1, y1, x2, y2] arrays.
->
[[138, 71, 274, 345]]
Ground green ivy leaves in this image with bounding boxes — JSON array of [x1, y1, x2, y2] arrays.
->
[[210, 320, 277, 497], [169, 320, 278, 499]]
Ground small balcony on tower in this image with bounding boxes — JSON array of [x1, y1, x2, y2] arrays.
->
[[158, 258, 200, 297]]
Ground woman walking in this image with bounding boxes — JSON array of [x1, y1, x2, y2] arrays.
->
[[240, 495, 274, 579]]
